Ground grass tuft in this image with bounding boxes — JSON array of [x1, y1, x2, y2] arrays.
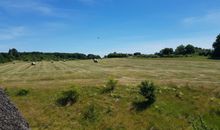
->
[[56, 87, 79, 106], [16, 89, 29, 96]]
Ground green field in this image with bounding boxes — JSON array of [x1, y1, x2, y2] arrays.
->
[[1, 57, 220, 130]]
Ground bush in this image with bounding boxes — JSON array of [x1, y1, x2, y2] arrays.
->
[[138, 81, 156, 104], [106, 52, 129, 58], [16, 89, 29, 96], [102, 79, 118, 93], [82, 104, 99, 122], [56, 88, 79, 106], [191, 116, 215, 130]]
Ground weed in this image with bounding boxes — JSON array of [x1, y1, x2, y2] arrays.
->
[[102, 79, 118, 93], [192, 116, 216, 130], [82, 104, 99, 122]]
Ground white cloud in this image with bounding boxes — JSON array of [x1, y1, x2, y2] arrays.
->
[[0, 26, 26, 40], [0, 0, 57, 16], [182, 11, 220, 25]]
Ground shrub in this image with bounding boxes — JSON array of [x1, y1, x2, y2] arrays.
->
[[210, 107, 220, 117], [56, 88, 79, 106], [106, 52, 129, 58], [83, 104, 99, 122], [16, 89, 29, 96], [192, 116, 215, 130], [138, 81, 156, 104], [102, 79, 118, 93]]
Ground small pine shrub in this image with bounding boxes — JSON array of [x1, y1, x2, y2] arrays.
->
[[192, 116, 216, 130], [102, 79, 118, 93], [83, 104, 99, 122], [138, 81, 156, 104], [16, 89, 29, 96], [56, 88, 79, 106]]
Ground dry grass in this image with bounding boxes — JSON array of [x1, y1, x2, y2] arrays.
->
[[0, 57, 220, 129]]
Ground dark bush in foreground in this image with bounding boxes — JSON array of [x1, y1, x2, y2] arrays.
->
[[102, 79, 118, 93], [82, 104, 99, 122], [139, 81, 156, 104], [16, 89, 29, 96], [56, 88, 79, 106], [132, 81, 156, 111]]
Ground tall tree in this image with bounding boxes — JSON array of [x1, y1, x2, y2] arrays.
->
[[175, 45, 186, 55], [0, 53, 4, 63], [185, 44, 195, 54], [213, 34, 220, 58], [8, 48, 20, 59], [160, 48, 174, 55]]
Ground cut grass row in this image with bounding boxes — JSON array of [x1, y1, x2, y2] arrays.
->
[[0, 58, 220, 88]]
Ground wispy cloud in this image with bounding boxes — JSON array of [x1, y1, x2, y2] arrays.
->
[[182, 11, 220, 25], [0, 0, 54, 15], [0, 26, 26, 40]]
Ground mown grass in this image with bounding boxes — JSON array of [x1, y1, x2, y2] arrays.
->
[[0, 57, 220, 129]]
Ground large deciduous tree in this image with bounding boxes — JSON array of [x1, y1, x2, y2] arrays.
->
[[175, 45, 186, 55], [8, 48, 20, 59], [185, 44, 195, 54], [160, 48, 174, 56], [213, 34, 220, 58]]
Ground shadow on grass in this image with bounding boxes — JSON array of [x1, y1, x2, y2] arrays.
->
[[131, 100, 154, 112]]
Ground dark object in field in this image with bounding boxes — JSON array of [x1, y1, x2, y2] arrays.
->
[[93, 58, 98, 63], [132, 81, 156, 111], [56, 89, 79, 106], [83, 104, 99, 122], [16, 89, 29, 96], [0, 88, 29, 130], [31, 62, 36, 65], [139, 81, 156, 103], [101, 79, 118, 93]]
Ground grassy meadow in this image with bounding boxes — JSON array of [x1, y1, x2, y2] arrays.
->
[[1, 57, 220, 130]]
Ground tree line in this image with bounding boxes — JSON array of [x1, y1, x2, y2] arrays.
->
[[106, 34, 220, 59], [105, 45, 212, 58], [0, 50, 101, 63], [0, 34, 220, 63]]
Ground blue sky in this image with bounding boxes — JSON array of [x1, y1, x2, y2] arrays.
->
[[0, 0, 220, 55]]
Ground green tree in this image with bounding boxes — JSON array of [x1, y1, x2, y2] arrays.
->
[[139, 81, 156, 104], [0, 53, 5, 63], [185, 44, 195, 54], [8, 48, 20, 59], [87, 54, 101, 59], [213, 34, 220, 58], [134, 52, 142, 56], [160, 48, 174, 56], [175, 45, 186, 55]]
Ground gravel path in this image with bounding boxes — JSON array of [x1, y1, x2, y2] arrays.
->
[[0, 88, 29, 130]]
